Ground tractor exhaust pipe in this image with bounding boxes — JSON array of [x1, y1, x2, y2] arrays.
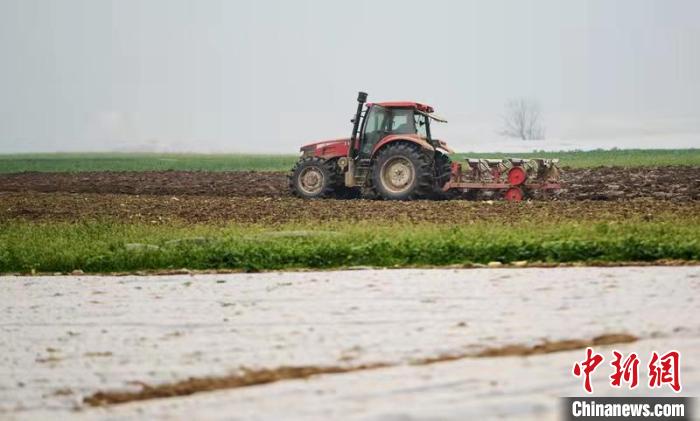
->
[[346, 92, 367, 187], [349, 91, 367, 160]]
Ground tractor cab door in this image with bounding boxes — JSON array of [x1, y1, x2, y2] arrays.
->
[[358, 105, 389, 159], [358, 106, 417, 160]]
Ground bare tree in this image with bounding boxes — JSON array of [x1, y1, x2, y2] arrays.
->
[[500, 98, 545, 140]]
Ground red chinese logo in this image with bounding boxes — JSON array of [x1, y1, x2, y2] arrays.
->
[[648, 350, 681, 392], [572, 349, 681, 393], [610, 351, 640, 388], [573, 347, 604, 393]]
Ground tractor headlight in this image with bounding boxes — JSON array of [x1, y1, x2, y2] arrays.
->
[[299, 147, 314, 157]]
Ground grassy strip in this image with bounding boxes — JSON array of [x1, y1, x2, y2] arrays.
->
[[1, 220, 698, 273], [1, 149, 699, 173]]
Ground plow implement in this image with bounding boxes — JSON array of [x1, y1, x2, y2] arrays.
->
[[443, 157, 562, 201]]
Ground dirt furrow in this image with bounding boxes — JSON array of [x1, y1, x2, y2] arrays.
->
[[84, 333, 637, 407]]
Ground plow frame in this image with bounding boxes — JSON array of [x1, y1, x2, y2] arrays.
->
[[442, 158, 563, 201]]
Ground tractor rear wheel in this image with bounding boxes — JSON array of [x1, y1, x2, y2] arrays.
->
[[372, 143, 434, 200], [289, 157, 340, 199]]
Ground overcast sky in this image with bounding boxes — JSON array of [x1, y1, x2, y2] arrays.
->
[[1, 0, 699, 153]]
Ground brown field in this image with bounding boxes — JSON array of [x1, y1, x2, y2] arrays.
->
[[2, 191, 699, 224], [0, 166, 698, 224], [1, 166, 698, 201]]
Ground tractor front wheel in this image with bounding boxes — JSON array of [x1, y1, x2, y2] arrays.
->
[[289, 157, 339, 199], [372, 143, 434, 200]]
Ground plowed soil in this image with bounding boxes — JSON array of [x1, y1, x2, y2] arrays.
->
[[2, 192, 699, 224], [1, 166, 699, 201], [0, 171, 285, 197], [1, 166, 698, 223]]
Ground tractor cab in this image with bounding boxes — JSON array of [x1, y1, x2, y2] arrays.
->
[[357, 103, 433, 158], [344, 95, 452, 196]]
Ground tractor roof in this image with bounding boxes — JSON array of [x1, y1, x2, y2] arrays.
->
[[369, 101, 435, 113]]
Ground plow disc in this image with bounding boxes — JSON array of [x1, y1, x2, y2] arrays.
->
[[443, 157, 562, 201], [507, 167, 527, 186], [504, 187, 524, 202]]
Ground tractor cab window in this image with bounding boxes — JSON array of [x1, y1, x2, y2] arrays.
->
[[414, 113, 428, 139], [390, 109, 416, 134], [361, 106, 390, 155], [363, 106, 389, 134]]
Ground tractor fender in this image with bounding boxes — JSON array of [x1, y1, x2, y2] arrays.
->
[[371, 134, 435, 158]]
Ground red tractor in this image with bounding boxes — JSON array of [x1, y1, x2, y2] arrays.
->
[[289, 92, 561, 201]]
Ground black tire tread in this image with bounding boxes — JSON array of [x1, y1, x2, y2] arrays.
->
[[288, 157, 339, 199], [371, 143, 435, 200]]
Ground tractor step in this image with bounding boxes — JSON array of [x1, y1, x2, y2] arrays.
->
[[350, 158, 372, 187]]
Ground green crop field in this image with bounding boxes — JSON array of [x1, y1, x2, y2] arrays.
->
[[1, 218, 698, 273], [0, 153, 298, 173], [1, 149, 699, 173]]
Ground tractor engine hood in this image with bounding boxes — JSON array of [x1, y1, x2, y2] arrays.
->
[[300, 138, 349, 151], [299, 138, 350, 159]]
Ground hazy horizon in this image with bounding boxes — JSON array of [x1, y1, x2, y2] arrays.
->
[[1, 0, 699, 154]]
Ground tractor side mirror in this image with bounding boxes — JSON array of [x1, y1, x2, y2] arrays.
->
[[350, 117, 355, 124]]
